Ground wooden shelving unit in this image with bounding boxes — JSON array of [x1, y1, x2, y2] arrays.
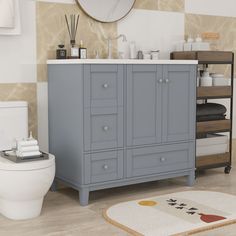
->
[[171, 51, 234, 173]]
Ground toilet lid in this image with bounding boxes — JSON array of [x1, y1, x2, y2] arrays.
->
[[0, 153, 55, 171]]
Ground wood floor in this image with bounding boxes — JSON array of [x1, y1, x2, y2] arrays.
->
[[1, 146, 236, 236]]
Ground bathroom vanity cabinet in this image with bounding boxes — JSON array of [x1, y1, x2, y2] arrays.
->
[[47, 60, 197, 206]]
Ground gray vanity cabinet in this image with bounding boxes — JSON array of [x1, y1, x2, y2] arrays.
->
[[48, 62, 196, 206]]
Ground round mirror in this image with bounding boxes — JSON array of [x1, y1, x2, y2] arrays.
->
[[76, 0, 135, 23]]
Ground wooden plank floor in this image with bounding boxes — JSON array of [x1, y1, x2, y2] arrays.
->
[[1, 142, 236, 236]]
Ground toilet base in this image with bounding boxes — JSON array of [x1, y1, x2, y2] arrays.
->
[[0, 198, 44, 220]]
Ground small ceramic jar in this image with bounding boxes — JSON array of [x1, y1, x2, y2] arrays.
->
[[143, 53, 151, 60], [151, 51, 159, 60]]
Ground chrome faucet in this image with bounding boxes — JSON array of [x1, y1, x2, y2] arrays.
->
[[107, 34, 127, 59]]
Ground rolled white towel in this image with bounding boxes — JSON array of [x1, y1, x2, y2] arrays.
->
[[17, 139, 38, 147], [16, 151, 41, 158], [18, 146, 39, 152]]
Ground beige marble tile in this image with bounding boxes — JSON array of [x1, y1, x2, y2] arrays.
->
[[134, 0, 184, 12], [0, 83, 37, 137], [37, 2, 117, 82], [157, 0, 184, 12], [185, 14, 236, 77], [134, 0, 158, 10]]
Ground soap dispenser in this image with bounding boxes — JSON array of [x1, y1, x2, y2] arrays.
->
[[129, 41, 137, 59], [200, 67, 212, 87]]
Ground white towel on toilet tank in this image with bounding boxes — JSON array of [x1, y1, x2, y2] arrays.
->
[[18, 146, 40, 152], [0, 0, 15, 28], [16, 138, 41, 158], [18, 140, 38, 147], [17, 151, 41, 158]]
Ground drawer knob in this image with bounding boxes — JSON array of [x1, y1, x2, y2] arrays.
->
[[103, 164, 108, 170], [160, 157, 166, 162], [158, 79, 163, 83], [103, 83, 109, 88], [164, 79, 169, 83], [103, 126, 109, 131]]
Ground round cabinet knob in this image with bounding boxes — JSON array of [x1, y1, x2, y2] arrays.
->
[[165, 79, 169, 83], [160, 157, 166, 162], [158, 79, 163, 83], [103, 83, 109, 88], [103, 126, 109, 131], [103, 164, 108, 170]]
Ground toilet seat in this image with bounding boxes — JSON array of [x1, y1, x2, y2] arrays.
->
[[0, 154, 55, 171]]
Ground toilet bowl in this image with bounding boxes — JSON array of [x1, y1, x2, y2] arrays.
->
[[0, 154, 55, 220], [0, 101, 56, 220]]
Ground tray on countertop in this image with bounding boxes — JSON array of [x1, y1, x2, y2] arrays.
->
[[0, 151, 49, 163]]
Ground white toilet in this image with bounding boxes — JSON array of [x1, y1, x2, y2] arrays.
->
[[0, 101, 55, 220]]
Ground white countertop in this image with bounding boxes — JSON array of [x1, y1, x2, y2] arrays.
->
[[47, 59, 198, 65]]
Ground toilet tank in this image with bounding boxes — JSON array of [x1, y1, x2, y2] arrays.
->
[[0, 101, 28, 151]]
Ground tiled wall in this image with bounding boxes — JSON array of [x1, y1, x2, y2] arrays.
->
[[0, 0, 37, 137], [1, 0, 236, 150]]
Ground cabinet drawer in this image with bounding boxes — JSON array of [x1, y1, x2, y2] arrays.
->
[[84, 150, 123, 184], [84, 107, 123, 151], [84, 65, 123, 108], [127, 143, 194, 178]]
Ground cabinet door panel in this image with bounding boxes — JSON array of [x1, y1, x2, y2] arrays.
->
[[162, 65, 196, 142], [127, 65, 162, 146]]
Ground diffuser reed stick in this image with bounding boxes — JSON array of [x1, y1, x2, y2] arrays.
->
[[65, 14, 80, 47]]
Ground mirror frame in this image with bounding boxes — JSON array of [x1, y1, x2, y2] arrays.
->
[[75, 0, 136, 23]]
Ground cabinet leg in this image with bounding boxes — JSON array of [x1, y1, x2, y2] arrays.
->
[[79, 188, 89, 206], [50, 179, 57, 192], [187, 171, 195, 187]]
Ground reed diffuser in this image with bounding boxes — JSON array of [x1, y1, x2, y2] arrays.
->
[[65, 14, 80, 58]]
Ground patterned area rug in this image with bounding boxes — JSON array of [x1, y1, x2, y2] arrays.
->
[[103, 191, 236, 236]]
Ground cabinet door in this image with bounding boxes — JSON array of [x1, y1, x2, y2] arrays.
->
[[127, 65, 162, 146], [162, 65, 196, 143]]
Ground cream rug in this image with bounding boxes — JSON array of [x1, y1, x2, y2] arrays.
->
[[104, 191, 236, 236]]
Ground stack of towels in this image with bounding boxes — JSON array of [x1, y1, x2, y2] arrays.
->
[[16, 133, 41, 158], [197, 103, 227, 122]]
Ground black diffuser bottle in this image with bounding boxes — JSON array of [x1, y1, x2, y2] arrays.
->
[[56, 44, 67, 59]]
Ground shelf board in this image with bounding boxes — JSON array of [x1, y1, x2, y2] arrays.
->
[[197, 51, 233, 64], [197, 86, 232, 99], [196, 152, 230, 168], [197, 119, 231, 133], [171, 51, 234, 64]]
